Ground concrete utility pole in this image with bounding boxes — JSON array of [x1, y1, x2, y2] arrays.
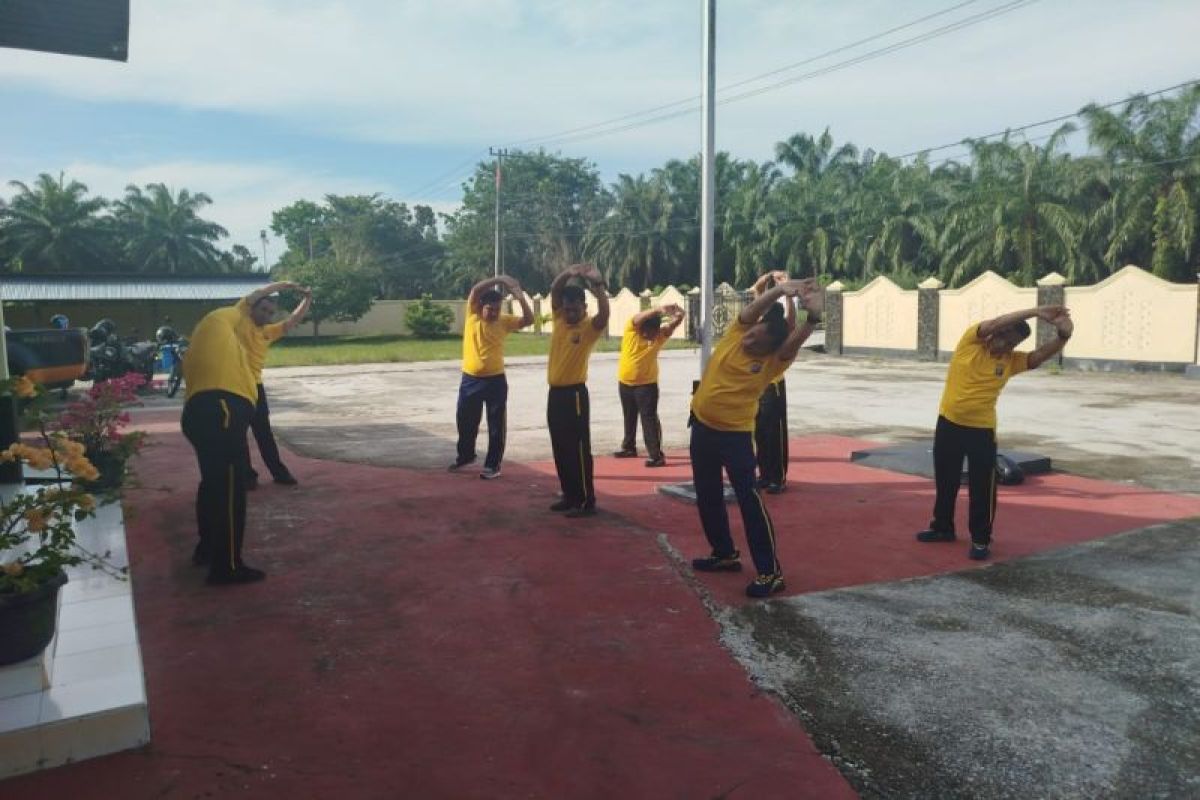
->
[[259, 229, 269, 272], [489, 147, 509, 277], [699, 0, 716, 372]]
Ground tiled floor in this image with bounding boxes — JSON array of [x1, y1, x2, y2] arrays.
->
[[0, 499, 150, 779]]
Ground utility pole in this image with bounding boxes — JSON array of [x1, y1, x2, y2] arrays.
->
[[699, 0, 716, 372], [259, 229, 270, 272], [489, 147, 509, 277]]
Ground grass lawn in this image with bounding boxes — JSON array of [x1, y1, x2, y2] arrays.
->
[[266, 334, 696, 368]]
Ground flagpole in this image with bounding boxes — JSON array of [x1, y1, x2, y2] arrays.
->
[[699, 0, 716, 372]]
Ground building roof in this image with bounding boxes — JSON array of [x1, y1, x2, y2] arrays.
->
[[0, 274, 270, 302]]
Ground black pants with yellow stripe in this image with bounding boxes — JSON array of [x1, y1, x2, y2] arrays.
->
[[690, 419, 781, 577], [930, 415, 997, 545], [754, 379, 788, 486], [547, 384, 595, 510], [182, 390, 254, 577], [618, 381, 663, 459]]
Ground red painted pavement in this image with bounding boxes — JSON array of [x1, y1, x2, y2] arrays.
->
[[559, 434, 1200, 608], [1, 410, 855, 800]]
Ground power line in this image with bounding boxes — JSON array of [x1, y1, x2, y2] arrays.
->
[[508, 0, 988, 149], [531, 0, 1041, 150]]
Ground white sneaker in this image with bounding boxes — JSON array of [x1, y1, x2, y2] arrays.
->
[[479, 467, 502, 480]]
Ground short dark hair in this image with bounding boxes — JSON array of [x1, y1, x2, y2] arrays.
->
[[479, 289, 502, 306], [1007, 320, 1032, 341], [252, 294, 277, 309], [638, 314, 663, 336], [761, 304, 789, 350], [561, 285, 586, 305]]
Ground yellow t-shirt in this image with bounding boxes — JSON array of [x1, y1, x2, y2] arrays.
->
[[547, 310, 604, 387], [938, 323, 1029, 429], [461, 311, 523, 377], [182, 304, 258, 404], [234, 299, 286, 384], [691, 320, 792, 432], [617, 318, 669, 385]]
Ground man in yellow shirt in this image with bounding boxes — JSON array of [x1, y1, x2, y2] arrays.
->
[[916, 305, 1073, 560], [240, 287, 312, 489], [612, 302, 684, 467], [450, 274, 534, 479], [750, 270, 796, 494], [689, 278, 822, 598], [182, 280, 302, 585], [546, 263, 609, 518]]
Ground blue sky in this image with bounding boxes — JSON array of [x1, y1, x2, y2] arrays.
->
[[1, 0, 1197, 261]]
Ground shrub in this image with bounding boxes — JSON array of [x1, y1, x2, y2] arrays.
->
[[406, 295, 455, 338]]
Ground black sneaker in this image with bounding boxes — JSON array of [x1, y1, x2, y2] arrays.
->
[[764, 482, 784, 495], [448, 457, 476, 472], [644, 456, 667, 468], [273, 471, 299, 486], [612, 448, 638, 458], [549, 499, 575, 512], [191, 541, 210, 567], [754, 477, 770, 490], [916, 529, 957, 543], [968, 543, 991, 561], [746, 572, 786, 598], [206, 565, 267, 585], [565, 506, 596, 518], [692, 551, 743, 572]]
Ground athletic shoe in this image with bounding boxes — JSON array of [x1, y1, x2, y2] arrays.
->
[[273, 471, 299, 486], [479, 467, 502, 480], [612, 448, 638, 458], [692, 550, 743, 572], [916, 529, 957, 543], [764, 483, 784, 495], [968, 543, 991, 561], [206, 565, 267, 586], [447, 457, 476, 472], [565, 506, 597, 518], [754, 477, 770, 489], [746, 572, 786, 598], [644, 456, 667, 468], [549, 499, 575, 512]]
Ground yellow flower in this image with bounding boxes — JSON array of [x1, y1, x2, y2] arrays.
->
[[66, 455, 99, 481], [24, 508, 47, 532], [11, 376, 36, 399], [77, 493, 96, 512], [23, 447, 54, 471], [1, 561, 24, 577]]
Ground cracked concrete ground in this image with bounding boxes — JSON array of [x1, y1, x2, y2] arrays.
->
[[163, 349, 1199, 798]]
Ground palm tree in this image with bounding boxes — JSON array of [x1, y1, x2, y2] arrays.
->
[[583, 174, 680, 290], [1080, 85, 1200, 280], [1, 172, 110, 272], [113, 183, 228, 273], [937, 127, 1083, 286]]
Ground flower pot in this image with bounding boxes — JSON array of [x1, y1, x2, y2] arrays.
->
[[0, 570, 68, 666]]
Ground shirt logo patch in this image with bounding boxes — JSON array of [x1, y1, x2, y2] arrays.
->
[[749, 362, 763, 374]]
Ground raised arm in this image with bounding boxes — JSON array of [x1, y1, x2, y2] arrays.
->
[[660, 303, 686, 337], [549, 265, 582, 312], [503, 276, 535, 329], [579, 265, 610, 331], [243, 281, 300, 309], [466, 277, 500, 314], [281, 287, 313, 333], [1026, 309, 1073, 370], [751, 270, 789, 297], [775, 280, 823, 362], [978, 305, 1066, 339]]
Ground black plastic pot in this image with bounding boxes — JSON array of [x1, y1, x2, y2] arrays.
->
[[0, 570, 69, 666]]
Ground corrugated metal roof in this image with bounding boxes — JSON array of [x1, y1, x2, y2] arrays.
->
[[0, 276, 268, 302]]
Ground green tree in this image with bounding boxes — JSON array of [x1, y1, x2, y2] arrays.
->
[[277, 256, 376, 337], [1081, 85, 1200, 281], [0, 172, 112, 272], [113, 183, 228, 273]]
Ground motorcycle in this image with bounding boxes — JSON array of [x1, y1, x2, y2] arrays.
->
[[84, 319, 157, 385], [156, 326, 188, 398]]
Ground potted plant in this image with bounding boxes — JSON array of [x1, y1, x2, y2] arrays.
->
[[54, 373, 148, 496], [0, 376, 126, 666]]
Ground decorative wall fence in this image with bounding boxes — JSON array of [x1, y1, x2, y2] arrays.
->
[[824, 266, 1200, 374]]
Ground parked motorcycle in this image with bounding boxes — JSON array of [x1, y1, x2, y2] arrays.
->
[[156, 326, 188, 398], [84, 319, 157, 385]]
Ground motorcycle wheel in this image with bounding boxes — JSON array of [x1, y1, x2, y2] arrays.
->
[[167, 365, 183, 398]]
